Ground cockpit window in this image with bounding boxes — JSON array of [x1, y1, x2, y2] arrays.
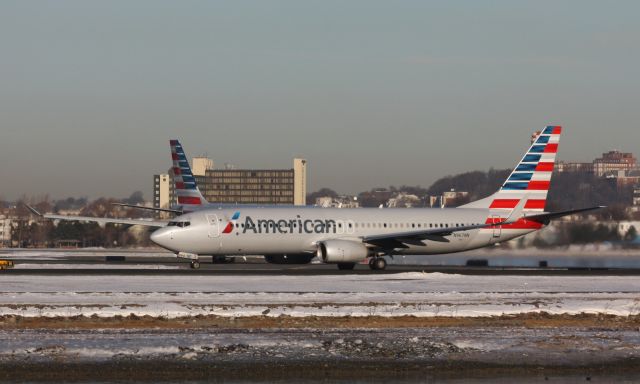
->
[[167, 221, 190, 227]]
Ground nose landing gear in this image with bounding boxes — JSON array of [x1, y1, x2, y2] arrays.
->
[[177, 252, 201, 270]]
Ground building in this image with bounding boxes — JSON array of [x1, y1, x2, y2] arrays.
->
[[153, 174, 171, 211], [634, 186, 640, 208], [196, 158, 307, 205], [593, 150, 637, 177], [315, 196, 359, 208], [610, 170, 640, 188], [156, 157, 308, 207], [293, 159, 307, 206], [192, 157, 214, 177], [387, 193, 421, 208], [429, 190, 469, 208], [0, 215, 11, 247], [555, 161, 594, 173]]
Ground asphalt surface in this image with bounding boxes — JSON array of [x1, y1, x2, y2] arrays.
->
[[5, 261, 640, 275], [4, 248, 640, 275]]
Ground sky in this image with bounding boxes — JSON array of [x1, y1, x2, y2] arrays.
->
[[1, 1, 639, 201]]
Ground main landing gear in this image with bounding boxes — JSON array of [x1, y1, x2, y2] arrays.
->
[[190, 260, 201, 269], [369, 257, 387, 271]]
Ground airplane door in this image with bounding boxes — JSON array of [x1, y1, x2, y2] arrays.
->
[[206, 214, 220, 238], [491, 215, 502, 238]]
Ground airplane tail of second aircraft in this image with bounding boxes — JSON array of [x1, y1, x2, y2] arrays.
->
[[170, 140, 209, 209]]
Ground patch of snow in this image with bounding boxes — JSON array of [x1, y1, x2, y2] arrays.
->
[[1, 273, 640, 318]]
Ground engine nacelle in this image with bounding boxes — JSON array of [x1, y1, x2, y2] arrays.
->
[[317, 240, 371, 263]]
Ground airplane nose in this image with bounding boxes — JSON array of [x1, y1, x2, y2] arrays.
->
[[150, 228, 170, 248]]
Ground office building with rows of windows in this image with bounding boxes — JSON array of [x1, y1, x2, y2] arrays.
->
[[155, 158, 307, 207], [196, 161, 306, 205]]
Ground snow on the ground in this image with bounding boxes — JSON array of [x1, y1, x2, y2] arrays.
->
[[2, 272, 640, 318]]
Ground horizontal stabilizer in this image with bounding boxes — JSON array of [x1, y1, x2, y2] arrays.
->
[[525, 206, 605, 224]]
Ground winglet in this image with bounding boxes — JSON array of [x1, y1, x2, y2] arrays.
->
[[24, 204, 42, 217], [503, 196, 528, 225]]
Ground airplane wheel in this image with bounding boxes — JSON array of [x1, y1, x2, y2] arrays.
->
[[371, 258, 387, 271], [337, 263, 356, 270], [190, 261, 200, 269]]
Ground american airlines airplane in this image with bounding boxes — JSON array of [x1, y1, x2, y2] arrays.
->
[[28, 126, 601, 270]]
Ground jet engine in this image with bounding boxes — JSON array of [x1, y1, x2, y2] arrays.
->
[[317, 240, 371, 263]]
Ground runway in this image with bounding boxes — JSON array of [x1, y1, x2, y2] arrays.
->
[[5, 247, 640, 273], [3, 249, 640, 381], [6, 264, 640, 275]]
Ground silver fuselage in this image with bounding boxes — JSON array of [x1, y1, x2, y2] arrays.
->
[[150, 206, 538, 256]]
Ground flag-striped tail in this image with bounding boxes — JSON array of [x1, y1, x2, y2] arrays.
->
[[461, 125, 562, 229], [170, 140, 208, 209]]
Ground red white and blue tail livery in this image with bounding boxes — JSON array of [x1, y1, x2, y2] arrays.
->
[[170, 140, 208, 211], [462, 125, 562, 234]]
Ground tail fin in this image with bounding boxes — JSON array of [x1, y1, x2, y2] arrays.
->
[[461, 125, 562, 213], [170, 140, 209, 209]]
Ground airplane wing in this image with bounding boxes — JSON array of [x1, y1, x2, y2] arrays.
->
[[362, 197, 529, 248], [363, 204, 605, 248], [362, 222, 498, 248], [111, 203, 183, 214], [26, 205, 168, 228]]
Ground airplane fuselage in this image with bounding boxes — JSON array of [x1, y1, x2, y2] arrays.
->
[[150, 206, 539, 257]]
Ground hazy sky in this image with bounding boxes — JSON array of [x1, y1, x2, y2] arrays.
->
[[1, 1, 639, 200]]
